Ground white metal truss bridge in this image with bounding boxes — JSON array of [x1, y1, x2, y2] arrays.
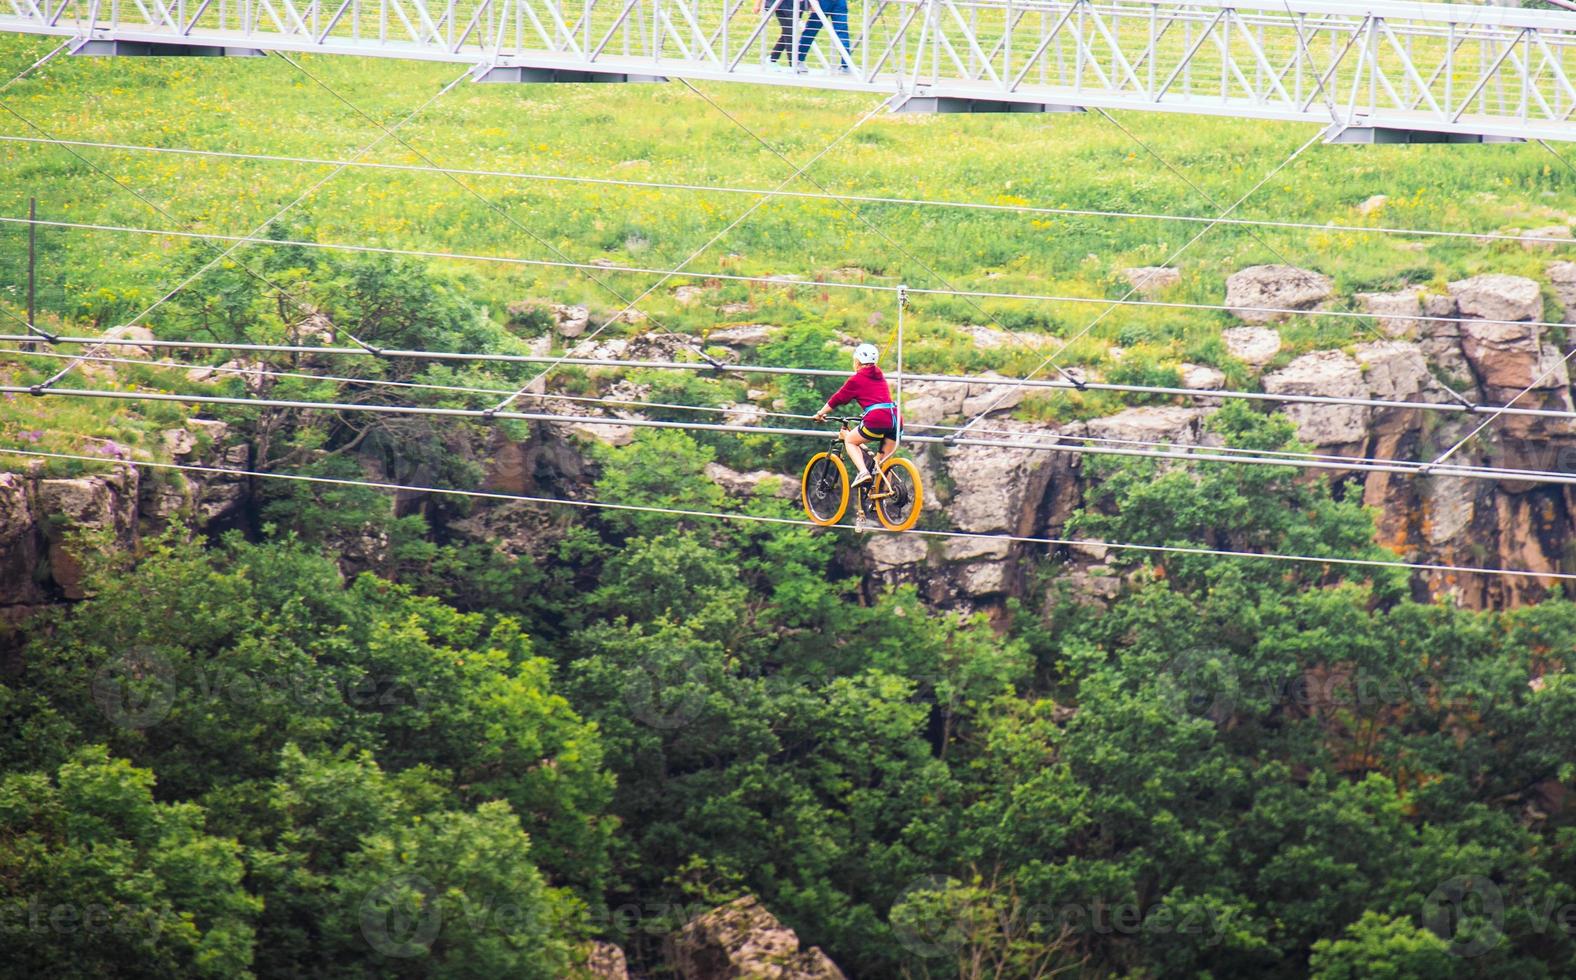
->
[[5, 0, 1576, 142]]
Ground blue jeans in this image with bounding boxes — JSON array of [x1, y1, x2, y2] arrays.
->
[[797, 0, 850, 69]]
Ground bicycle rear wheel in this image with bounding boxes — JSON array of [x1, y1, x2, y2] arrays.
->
[[801, 452, 850, 526], [874, 457, 923, 532]]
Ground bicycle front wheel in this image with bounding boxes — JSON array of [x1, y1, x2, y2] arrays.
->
[[801, 452, 850, 526], [874, 457, 923, 532]]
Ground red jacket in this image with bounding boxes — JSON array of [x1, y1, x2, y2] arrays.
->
[[827, 364, 897, 430]]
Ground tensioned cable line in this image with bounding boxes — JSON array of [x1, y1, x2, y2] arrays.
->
[[953, 128, 1327, 438], [1422, 139, 1576, 470], [0, 344, 1439, 467], [0, 39, 69, 99], [19, 214, 1576, 336], [30, 65, 478, 390], [4, 445, 1571, 584], [273, 53, 724, 373], [8, 330, 1576, 422], [678, 78, 1090, 388], [0, 73, 363, 351], [8, 133, 1575, 250], [9, 380, 1576, 486], [486, 96, 896, 416], [0, 39, 72, 343]]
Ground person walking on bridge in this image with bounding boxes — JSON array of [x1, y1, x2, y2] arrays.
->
[[796, 0, 852, 74], [756, 0, 802, 72]]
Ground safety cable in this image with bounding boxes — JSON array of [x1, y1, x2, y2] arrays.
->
[[680, 77, 1089, 388], [12, 63, 478, 390], [17, 214, 1574, 336], [1, 343, 1424, 467], [2, 445, 1570, 584], [5, 330, 1574, 422], [953, 128, 1326, 436], [5, 132, 1567, 250], [487, 95, 896, 415], [7, 379, 1576, 487]]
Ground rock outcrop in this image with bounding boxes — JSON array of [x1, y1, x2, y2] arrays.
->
[[1226, 265, 1333, 323], [0, 421, 248, 613], [667, 896, 845, 980]]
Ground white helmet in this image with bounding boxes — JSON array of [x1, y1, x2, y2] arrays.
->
[[853, 343, 880, 365]]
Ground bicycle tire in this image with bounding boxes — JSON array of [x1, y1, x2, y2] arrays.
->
[[874, 457, 923, 532], [801, 452, 850, 526]]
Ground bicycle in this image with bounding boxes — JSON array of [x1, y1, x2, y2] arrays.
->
[[799, 416, 924, 532]]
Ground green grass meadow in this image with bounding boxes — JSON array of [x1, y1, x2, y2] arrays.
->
[[3, 29, 1576, 463]]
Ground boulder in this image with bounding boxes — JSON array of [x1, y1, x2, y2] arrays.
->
[[1357, 287, 1424, 338], [1354, 341, 1435, 402], [942, 535, 1013, 562], [1179, 363, 1226, 391], [1222, 326, 1282, 367], [0, 472, 43, 607], [866, 533, 929, 568], [38, 472, 138, 599], [1521, 225, 1573, 250], [292, 312, 335, 346], [668, 896, 845, 980], [1357, 194, 1388, 216], [186, 359, 268, 393], [582, 942, 629, 980], [565, 421, 635, 447], [943, 421, 1063, 534], [1448, 274, 1541, 324], [958, 561, 1012, 596], [1550, 260, 1576, 328], [1225, 265, 1333, 324], [672, 285, 707, 306], [704, 462, 794, 499], [960, 373, 1026, 418], [1459, 320, 1570, 390], [960, 324, 1022, 349], [894, 379, 966, 427], [552, 304, 591, 338], [1417, 292, 1477, 388], [100, 324, 157, 358], [1120, 266, 1180, 296], [719, 301, 754, 317], [1262, 350, 1371, 445], [1083, 406, 1207, 447], [708, 324, 780, 348]]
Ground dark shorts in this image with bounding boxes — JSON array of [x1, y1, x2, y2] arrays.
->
[[858, 423, 897, 442]]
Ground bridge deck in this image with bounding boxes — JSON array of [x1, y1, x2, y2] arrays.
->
[[5, 0, 1576, 140]]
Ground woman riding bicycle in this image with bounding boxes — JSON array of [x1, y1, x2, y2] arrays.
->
[[813, 342, 899, 489]]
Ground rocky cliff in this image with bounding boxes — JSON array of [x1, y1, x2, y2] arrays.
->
[[6, 266, 1576, 618]]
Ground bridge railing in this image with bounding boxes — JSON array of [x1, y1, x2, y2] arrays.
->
[[6, 0, 1576, 139]]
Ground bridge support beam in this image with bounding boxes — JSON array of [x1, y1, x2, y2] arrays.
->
[[475, 66, 666, 84], [892, 95, 1084, 115], [1325, 124, 1524, 146], [72, 39, 265, 57]]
